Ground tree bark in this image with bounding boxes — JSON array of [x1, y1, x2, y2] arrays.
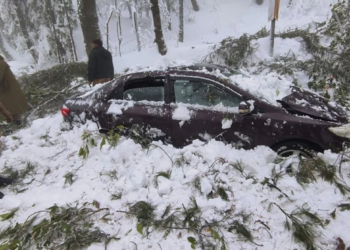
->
[[179, 0, 184, 42], [78, 0, 101, 56], [150, 0, 167, 55], [165, 0, 172, 30], [190, 0, 199, 11], [13, 0, 38, 62]]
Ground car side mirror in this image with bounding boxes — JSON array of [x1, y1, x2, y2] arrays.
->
[[239, 101, 253, 115]]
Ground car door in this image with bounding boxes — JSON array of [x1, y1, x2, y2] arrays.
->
[[169, 76, 257, 148], [98, 76, 172, 141]]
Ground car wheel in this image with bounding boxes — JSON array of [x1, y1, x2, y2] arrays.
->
[[272, 141, 319, 173], [272, 141, 318, 158]]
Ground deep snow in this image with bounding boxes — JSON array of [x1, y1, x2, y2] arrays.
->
[[1, 0, 350, 249]]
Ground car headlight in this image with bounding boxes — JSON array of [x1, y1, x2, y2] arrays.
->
[[328, 124, 350, 139]]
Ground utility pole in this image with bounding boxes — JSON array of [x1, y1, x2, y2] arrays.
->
[[268, 0, 280, 56]]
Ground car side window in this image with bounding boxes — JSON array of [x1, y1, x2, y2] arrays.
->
[[123, 79, 165, 102], [174, 80, 242, 107]]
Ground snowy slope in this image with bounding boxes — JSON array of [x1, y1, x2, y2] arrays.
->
[[1, 0, 350, 249], [104, 0, 337, 73], [1, 114, 350, 250]]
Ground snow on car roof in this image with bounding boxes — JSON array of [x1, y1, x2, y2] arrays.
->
[[76, 63, 295, 107]]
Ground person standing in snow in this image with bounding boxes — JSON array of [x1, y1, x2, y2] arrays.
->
[[0, 55, 29, 124], [88, 39, 114, 86]]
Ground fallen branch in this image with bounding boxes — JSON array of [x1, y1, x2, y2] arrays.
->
[[267, 182, 293, 202]]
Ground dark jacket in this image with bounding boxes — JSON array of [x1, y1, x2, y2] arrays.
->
[[88, 46, 114, 82], [0, 55, 29, 116]]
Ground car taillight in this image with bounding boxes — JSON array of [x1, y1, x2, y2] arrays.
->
[[61, 106, 70, 117]]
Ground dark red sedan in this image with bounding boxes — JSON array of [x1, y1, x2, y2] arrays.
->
[[61, 64, 350, 156]]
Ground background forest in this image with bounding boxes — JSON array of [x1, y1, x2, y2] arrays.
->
[[0, 0, 198, 65]]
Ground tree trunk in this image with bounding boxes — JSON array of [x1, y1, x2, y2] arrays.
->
[[133, 12, 142, 52], [115, 0, 123, 57], [145, 3, 150, 18], [63, 0, 78, 61], [165, 0, 172, 30], [150, 0, 167, 55], [78, 0, 101, 56], [0, 17, 13, 60], [117, 14, 123, 57], [127, 1, 133, 19], [46, 0, 66, 63], [13, 0, 38, 62], [190, 0, 199, 11], [179, 0, 184, 42], [106, 10, 114, 51]]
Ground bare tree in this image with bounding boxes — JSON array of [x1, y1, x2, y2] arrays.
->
[[190, 0, 199, 11], [150, 0, 167, 55], [78, 0, 101, 56], [62, 0, 78, 61], [133, 11, 142, 52], [179, 0, 184, 42], [165, 0, 172, 30], [12, 0, 38, 62], [126, 0, 133, 19], [46, 0, 66, 63], [114, 1, 123, 57], [117, 14, 123, 57], [106, 9, 114, 51]]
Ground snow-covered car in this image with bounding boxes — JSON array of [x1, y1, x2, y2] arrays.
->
[[61, 63, 350, 156]]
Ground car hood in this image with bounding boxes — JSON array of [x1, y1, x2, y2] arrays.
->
[[277, 87, 349, 123]]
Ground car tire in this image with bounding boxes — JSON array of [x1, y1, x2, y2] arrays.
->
[[272, 141, 318, 158]]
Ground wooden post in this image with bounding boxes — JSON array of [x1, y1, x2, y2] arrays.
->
[[270, 18, 276, 56], [269, 0, 279, 57]]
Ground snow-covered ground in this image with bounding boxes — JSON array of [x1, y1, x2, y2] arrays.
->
[[1, 114, 350, 250], [1, 0, 350, 249]]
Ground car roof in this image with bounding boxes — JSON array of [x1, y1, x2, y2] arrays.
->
[[118, 63, 237, 83], [168, 63, 239, 75]]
